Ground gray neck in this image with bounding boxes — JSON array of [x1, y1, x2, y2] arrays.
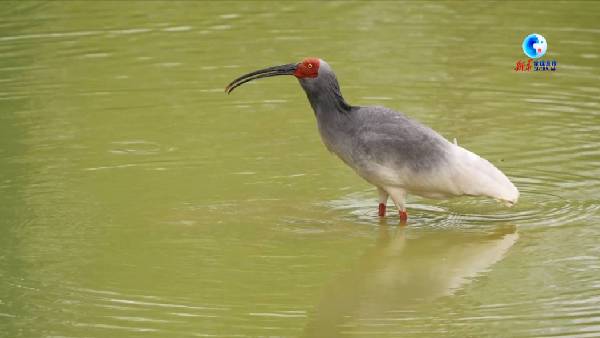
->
[[299, 72, 353, 117]]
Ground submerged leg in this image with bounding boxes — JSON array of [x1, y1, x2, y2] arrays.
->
[[387, 187, 408, 223], [377, 187, 389, 217]]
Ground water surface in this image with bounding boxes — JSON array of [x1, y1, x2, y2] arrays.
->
[[1, 1, 600, 337]]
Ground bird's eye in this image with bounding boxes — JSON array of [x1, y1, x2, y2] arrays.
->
[[307, 63, 313, 69]]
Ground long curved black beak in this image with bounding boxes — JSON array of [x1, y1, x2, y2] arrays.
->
[[225, 63, 297, 94]]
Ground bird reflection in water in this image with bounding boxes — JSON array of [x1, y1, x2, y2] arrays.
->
[[303, 223, 518, 337]]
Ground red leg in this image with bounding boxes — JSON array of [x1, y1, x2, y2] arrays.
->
[[399, 210, 408, 222], [378, 203, 386, 217]]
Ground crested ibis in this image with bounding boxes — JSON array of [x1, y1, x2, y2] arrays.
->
[[225, 58, 519, 222]]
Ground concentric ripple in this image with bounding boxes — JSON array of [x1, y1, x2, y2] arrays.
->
[[325, 166, 599, 230]]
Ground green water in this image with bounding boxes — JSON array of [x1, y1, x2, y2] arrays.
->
[[1, 1, 599, 337]]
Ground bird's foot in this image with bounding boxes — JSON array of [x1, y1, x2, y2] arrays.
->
[[399, 210, 408, 222], [378, 203, 386, 217]]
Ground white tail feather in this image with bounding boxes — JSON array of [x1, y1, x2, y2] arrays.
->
[[448, 144, 519, 206]]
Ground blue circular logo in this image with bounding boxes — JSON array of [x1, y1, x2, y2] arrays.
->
[[522, 33, 547, 58]]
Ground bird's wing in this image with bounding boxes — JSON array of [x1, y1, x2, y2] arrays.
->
[[350, 106, 449, 172], [346, 106, 518, 204]]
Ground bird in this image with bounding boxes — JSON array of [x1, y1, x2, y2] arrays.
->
[[225, 58, 519, 222]]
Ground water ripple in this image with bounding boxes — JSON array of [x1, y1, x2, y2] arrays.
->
[[325, 168, 600, 230]]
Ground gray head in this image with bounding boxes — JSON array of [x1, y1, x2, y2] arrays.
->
[[225, 57, 351, 112]]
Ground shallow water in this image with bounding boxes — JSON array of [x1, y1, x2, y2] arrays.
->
[[1, 1, 599, 337]]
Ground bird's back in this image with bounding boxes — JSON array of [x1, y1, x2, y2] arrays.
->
[[320, 106, 448, 180], [351, 106, 449, 171]]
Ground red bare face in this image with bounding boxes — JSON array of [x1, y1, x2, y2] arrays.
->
[[294, 58, 320, 78]]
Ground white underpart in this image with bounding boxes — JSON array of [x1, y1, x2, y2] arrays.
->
[[368, 140, 519, 210]]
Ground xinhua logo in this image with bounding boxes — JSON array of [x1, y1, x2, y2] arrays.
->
[[514, 33, 557, 72], [522, 33, 547, 58]]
